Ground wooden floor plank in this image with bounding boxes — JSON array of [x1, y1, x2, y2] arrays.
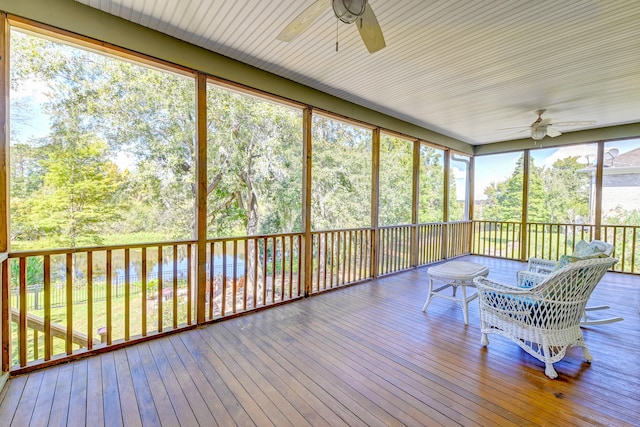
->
[[217, 322, 362, 427], [112, 349, 142, 427], [101, 352, 123, 427], [155, 338, 219, 424], [166, 335, 241, 426], [211, 324, 326, 427], [10, 370, 44, 427], [0, 374, 27, 425], [24, 367, 57, 427], [0, 256, 638, 427], [136, 344, 181, 426], [66, 359, 88, 427], [47, 364, 73, 427], [125, 346, 160, 426], [146, 340, 199, 426], [177, 333, 259, 426], [85, 353, 105, 427], [216, 322, 343, 427]]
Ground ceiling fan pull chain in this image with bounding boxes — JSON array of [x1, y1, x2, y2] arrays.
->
[[336, 18, 339, 52]]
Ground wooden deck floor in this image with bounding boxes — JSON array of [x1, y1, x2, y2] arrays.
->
[[1, 255, 639, 426]]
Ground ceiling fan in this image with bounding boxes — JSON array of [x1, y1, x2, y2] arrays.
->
[[508, 109, 596, 141], [277, 0, 386, 53]]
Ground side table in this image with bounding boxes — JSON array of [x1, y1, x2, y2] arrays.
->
[[422, 260, 489, 325]]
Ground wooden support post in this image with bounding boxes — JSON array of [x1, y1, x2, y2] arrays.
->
[[371, 128, 381, 278], [520, 149, 530, 261], [0, 12, 9, 377], [302, 108, 313, 297], [442, 150, 450, 259], [594, 141, 604, 240], [468, 156, 475, 252], [411, 140, 420, 267], [195, 73, 208, 324]]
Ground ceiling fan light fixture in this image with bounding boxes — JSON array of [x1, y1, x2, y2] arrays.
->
[[332, 0, 367, 24], [531, 126, 547, 141]]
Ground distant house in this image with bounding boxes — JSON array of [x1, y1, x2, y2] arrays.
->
[[580, 147, 640, 222]]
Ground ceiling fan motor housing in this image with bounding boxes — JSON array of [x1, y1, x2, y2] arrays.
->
[[333, 0, 367, 24]]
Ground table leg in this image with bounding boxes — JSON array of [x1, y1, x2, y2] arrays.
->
[[461, 284, 469, 325], [422, 278, 434, 312]]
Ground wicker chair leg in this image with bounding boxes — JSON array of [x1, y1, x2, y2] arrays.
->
[[481, 333, 489, 346], [544, 362, 558, 379], [542, 341, 558, 379], [581, 345, 593, 362]]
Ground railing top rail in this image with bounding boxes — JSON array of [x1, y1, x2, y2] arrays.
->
[[311, 227, 373, 234], [8, 240, 198, 258], [207, 231, 304, 243], [526, 221, 596, 227], [378, 224, 414, 230]]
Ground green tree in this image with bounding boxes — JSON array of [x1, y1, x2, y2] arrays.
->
[[379, 135, 413, 226], [482, 154, 525, 221], [24, 135, 124, 247], [311, 116, 372, 230], [418, 147, 445, 223], [542, 156, 589, 223]]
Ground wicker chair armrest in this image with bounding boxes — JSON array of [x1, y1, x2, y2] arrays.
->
[[474, 276, 530, 295], [527, 257, 555, 274], [475, 277, 539, 320], [516, 270, 547, 288]]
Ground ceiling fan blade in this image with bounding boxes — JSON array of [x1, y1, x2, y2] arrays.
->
[[357, 3, 386, 53], [550, 120, 596, 127], [546, 127, 563, 137], [539, 118, 555, 126], [277, 0, 331, 42]]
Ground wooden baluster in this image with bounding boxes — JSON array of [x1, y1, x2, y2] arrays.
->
[[209, 242, 215, 318], [141, 248, 147, 336], [232, 240, 237, 313], [173, 245, 178, 329], [44, 255, 52, 358], [157, 246, 163, 333], [124, 248, 130, 341], [262, 237, 268, 305], [65, 254, 73, 355], [244, 239, 249, 310], [187, 244, 193, 325], [271, 237, 277, 301], [220, 241, 227, 316]]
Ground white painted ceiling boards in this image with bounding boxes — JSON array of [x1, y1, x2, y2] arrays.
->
[[74, 0, 640, 146]]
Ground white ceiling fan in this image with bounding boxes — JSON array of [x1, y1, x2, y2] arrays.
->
[[277, 0, 386, 53], [509, 109, 596, 141]]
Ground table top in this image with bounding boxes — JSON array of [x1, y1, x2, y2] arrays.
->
[[428, 260, 489, 281]]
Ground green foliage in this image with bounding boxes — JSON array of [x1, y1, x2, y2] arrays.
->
[[480, 153, 590, 223], [311, 116, 372, 229], [379, 135, 413, 225], [419, 147, 445, 222]]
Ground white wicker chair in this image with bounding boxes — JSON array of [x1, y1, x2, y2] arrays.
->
[[474, 256, 618, 378], [522, 240, 622, 325]]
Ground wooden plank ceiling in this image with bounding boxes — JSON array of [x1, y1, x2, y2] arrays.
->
[[74, 0, 640, 146]]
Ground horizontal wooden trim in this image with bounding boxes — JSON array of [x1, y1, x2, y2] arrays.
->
[[8, 240, 197, 258], [206, 76, 307, 111], [8, 15, 195, 78]]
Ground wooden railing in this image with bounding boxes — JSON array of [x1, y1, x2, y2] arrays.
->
[[3, 222, 477, 372], [378, 225, 413, 276], [310, 228, 373, 292], [471, 220, 640, 274], [446, 221, 473, 258], [472, 220, 522, 259], [6, 241, 196, 369], [204, 233, 303, 319]]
